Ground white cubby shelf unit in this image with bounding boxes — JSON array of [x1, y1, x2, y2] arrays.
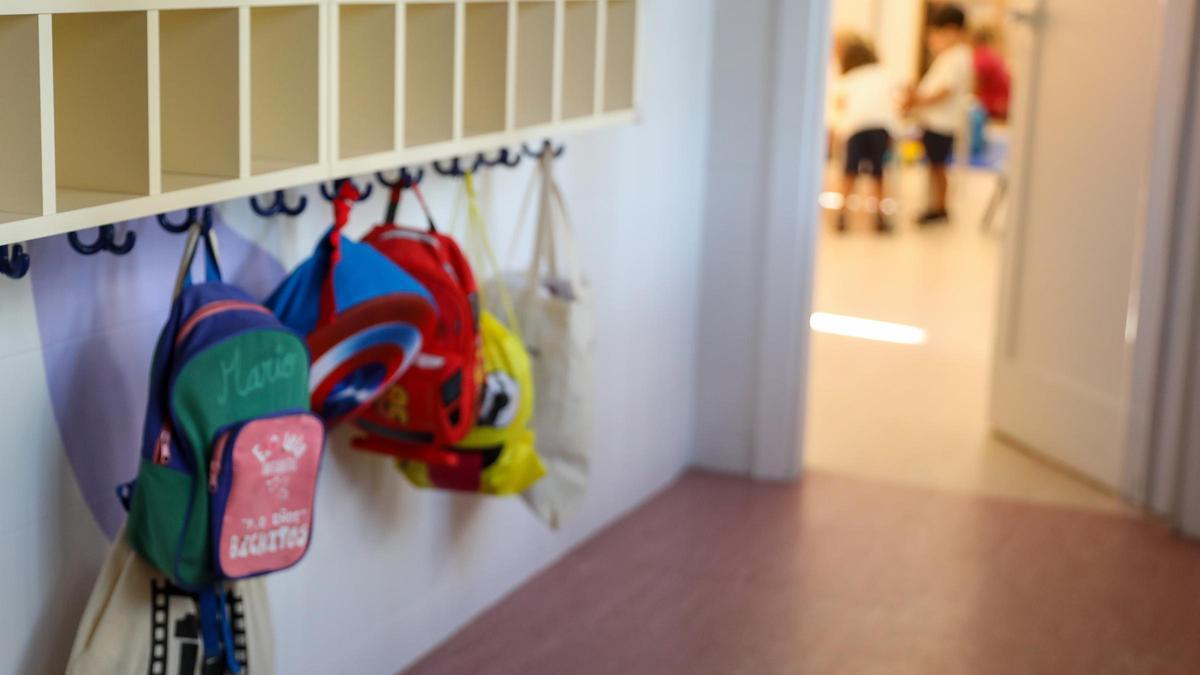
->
[[0, 0, 640, 246]]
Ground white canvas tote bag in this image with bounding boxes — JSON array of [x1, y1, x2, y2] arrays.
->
[[498, 152, 595, 528], [68, 528, 275, 675]]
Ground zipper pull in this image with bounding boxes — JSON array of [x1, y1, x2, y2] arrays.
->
[[209, 432, 231, 493], [153, 425, 172, 466]]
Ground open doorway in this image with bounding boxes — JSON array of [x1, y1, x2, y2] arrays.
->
[[802, 0, 1137, 511]]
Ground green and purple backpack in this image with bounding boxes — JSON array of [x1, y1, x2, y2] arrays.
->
[[126, 217, 325, 672]]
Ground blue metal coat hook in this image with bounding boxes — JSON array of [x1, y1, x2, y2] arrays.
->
[[434, 149, 525, 176], [376, 167, 425, 189], [68, 224, 137, 256], [487, 148, 523, 168], [320, 177, 373, 202], [158, 206, 216, 235], [0, 244, 31, 280], [433, 154, 492, 177], [250, 190, 307, 217], [432, 157, 465, 177], [522, 139, 565, 160], [157, 208, 198, 234]]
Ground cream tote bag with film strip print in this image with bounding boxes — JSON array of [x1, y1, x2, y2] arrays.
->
[[68, 528, 275, 675]]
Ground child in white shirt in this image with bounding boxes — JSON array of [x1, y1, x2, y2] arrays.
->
[[904, 3, 974, 225], [832, 36, 900, 233]]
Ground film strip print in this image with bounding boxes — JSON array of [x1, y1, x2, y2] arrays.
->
[[226, 587, 249, 669], [148, 579, 250, 675]]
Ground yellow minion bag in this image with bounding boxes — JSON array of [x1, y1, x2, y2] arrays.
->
[[397, 171, 546, 495]]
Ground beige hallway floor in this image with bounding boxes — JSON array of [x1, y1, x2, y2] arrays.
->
[[807, 166, 1128, 513]]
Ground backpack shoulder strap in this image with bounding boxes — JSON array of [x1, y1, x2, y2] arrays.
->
[[198, 584, 242, 674], [172, 209, 223, 300]]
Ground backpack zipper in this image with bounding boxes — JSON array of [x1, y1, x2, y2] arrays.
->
[[153, 423, 173, 466], [176, 300, 273, 346], [209, 430, 232, 493]]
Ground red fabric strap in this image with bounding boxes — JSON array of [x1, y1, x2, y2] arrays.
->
[[318, 181, 360, 328]]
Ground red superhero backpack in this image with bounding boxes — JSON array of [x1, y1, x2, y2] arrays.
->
[[353, 180, 482, 456]]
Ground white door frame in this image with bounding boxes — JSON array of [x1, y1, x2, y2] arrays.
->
[[752, 0, 1199, 498], [692, 0, 831, 480], [1131, 0, 1200, 535], [744, 0, 831, 480], [1123, 0, 1200, 506], [1164, 45, 1200, 536]]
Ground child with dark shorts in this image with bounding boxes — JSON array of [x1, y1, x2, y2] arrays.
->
[[904, 3, 974, 225], [831, 35, 899, 233]]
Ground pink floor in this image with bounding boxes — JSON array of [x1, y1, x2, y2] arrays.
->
[[406, 470, 1200, 674]]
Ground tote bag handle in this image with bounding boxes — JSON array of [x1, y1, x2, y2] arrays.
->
[[504, 159, 544, 269], [545, 162, 586, 293], [519, 153, 585, 298]]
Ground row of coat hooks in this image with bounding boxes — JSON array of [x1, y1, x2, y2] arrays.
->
[[0, 140, 565, 280]]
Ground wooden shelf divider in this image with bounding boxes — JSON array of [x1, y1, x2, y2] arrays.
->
[[0, 0, 640, 246]]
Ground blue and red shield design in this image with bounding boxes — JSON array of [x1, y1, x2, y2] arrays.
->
[[266, 225, 438, 427], [307, 295, 431, 426]]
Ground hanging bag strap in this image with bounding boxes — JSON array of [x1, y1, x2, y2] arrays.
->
[[544, 158, 587, 294], [503, 161, 546, 269], [317, 181, 360, 329], [448, 174, 468, 241], [385, 181, 438, 232], [172, 208, 223, 300], [539, 154, 561, 282], [521, 152, 585, 299], [524, 153, 557, 294], [384, 185, 401, 227], [464, 170, 523, 340], [198, 584, 242, 674]]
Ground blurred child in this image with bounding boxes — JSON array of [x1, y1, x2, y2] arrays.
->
[[826, 31, 860, 156], [903, 3, 974, 225], [831, 35, 899, 233], [972, 26, 1011, 121]]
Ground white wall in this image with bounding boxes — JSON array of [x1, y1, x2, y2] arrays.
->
[[0, 0, 714, 671]]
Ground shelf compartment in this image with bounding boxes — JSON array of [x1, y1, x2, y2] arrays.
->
[[604, 0, 635, 112], [160, 9, 240, 192], [53, 12, 151, 209], [515, 0, 554, 128], [463, 1, 508, 137], [562, 0, 598, 120], [0, 16, 46, 222], [338, 4, 396, 159], [404, 2, 456, 147], [250, 6, 320, 175]]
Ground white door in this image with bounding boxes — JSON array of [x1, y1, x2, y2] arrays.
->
[[990, 0, 1164, 488]]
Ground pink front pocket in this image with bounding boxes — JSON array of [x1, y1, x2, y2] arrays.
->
[[211, 412, 325, 579]]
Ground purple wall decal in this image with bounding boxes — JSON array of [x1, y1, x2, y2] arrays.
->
[[30, 212, 286, 540]]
